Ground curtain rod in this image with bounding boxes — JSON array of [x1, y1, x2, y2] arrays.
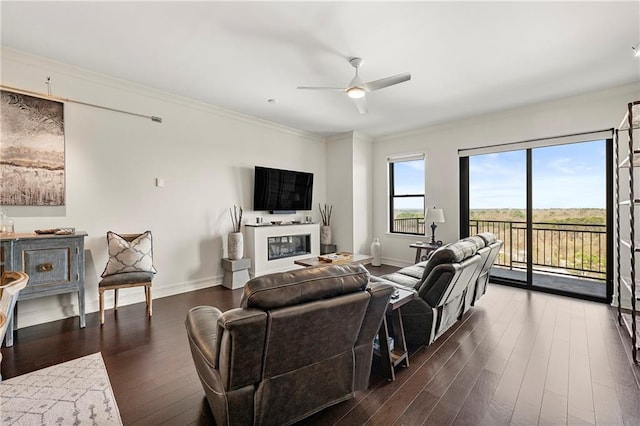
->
[[457, 128, 614, 154], [1, 84, 162, 123], [387, 153, 425, 162]]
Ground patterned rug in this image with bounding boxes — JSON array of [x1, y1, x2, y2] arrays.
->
[[0, 353, 122, 425]]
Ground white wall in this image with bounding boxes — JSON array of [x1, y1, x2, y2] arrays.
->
[[326, 133, 354, 252], [372, 82, 639, 305], [352, 131, 373, 254], [325, 131, 374, 254], [1, 48, 326, 328]]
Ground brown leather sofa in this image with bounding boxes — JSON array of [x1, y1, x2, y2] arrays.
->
[[185, 264, 393, 426], [370, 233, 502, 346]]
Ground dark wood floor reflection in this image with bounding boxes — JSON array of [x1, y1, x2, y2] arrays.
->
[[2, 270, 640, 425]]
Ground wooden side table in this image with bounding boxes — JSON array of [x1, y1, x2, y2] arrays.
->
[[376, 287, 415, 381], [409, 242, 441, 263]]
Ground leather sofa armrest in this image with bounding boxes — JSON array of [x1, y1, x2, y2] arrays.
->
[[217, 307, 268, 390], [185, 306, 224, 369], [369, 275, 418, 294], [356, 280, 394, 347]]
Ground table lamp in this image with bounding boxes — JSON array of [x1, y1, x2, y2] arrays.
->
[[426, 207, 445, 245]]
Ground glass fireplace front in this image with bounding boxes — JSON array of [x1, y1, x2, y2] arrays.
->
[[268, 234, 311, 260]]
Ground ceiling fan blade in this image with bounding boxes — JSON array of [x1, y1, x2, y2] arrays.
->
[[297, 86, 346, 91], [353, 96, 368, 114], [362, 72, 411, 92]]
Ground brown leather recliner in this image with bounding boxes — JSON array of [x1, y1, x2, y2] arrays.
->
[[185, 264, 393, 426]]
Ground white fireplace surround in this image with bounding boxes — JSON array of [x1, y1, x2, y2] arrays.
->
[[245, 223, 320, 276]]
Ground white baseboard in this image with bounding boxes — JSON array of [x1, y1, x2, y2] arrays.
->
[[14, 258, 415, 329], [13, 275, 223, 329], [380, 257, 413, 268], [88, 275, 223, 313]]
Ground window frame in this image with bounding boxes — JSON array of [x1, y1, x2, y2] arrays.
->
[[388, 156, 426, 235]]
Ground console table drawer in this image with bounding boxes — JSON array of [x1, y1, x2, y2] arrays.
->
[[23, 248, 71, 286]]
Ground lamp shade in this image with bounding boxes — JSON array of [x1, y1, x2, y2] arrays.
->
[[426, 207, 445, 223]]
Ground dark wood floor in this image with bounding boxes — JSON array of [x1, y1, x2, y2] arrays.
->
[[2, 265, 640, 425]]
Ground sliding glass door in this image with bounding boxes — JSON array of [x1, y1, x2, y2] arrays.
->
[[462, 139, 612, 302], [531, 141, 608, 299], [468, 150, 528, 281]]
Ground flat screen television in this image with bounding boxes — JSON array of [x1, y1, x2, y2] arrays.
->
[[253, 166, 313, 212]]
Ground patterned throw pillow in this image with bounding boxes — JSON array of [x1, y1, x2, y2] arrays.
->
[[101, 231, 157, 277]]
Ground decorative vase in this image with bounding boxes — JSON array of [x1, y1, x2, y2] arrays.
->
[[228, 232, 243, 260], [0, 210, 14, 235], [371, 237, 382, 266], [320, 225, 332, 245]]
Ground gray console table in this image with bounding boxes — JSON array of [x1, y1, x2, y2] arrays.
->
[[0, 232, 87, 346]]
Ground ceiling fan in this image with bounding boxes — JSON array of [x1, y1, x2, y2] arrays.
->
[[297, 57, 411, 114]]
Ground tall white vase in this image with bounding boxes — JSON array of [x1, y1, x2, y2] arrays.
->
[[320, 225, 332, 245], [228, 232, 243, 260], [371, 237, 382, 266]]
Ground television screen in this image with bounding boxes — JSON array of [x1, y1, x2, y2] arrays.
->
[[253, 166, 313, 212]]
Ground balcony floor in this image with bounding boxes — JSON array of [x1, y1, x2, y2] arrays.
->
[[491, 266, 607, 300]]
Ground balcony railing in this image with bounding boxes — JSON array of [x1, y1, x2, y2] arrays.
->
[[469, 219, 606, 281], [393, 217, 425, 235]]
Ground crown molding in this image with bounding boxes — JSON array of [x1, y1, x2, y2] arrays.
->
[[1, 46, 325, 143], [376, 81, 640, 144]]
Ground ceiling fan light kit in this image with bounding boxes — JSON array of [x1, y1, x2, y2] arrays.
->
[[297, 57, 411, 114], [347, 87, 366, 99]]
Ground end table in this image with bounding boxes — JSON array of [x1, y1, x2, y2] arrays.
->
[[376, 287, 415, 381], [409, 241, 441, 263]]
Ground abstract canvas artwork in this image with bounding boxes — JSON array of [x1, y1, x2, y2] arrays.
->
[[0, 90, 65, 206]]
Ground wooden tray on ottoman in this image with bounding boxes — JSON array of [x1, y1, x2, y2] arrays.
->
[[294, 253, 373, 268], [318, 252, 353, 264]]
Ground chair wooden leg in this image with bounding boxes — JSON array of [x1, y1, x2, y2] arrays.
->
[[99, 289, 105, 325], [146, 285, 152, 317], [114, 288, 118, 311]]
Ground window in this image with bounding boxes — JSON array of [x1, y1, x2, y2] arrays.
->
[[389, 156, 425, 234]]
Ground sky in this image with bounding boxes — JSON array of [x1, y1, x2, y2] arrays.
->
[[393, 159, 425, 210], [469, 140, 606, 209]]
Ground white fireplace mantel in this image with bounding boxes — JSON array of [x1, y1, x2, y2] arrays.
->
[[245, 223, 320, 277]]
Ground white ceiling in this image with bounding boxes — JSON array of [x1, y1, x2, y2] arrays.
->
[[2, 1, 639, 137]]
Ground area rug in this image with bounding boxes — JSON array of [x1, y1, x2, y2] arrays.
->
[[0, 353, 122, 425]]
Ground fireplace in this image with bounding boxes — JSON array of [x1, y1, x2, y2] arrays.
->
[[245, 223, 320, 276], [268, 234, 311, 260]]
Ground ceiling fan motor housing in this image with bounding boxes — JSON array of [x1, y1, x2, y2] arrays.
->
[[349, 57, 364, 69]]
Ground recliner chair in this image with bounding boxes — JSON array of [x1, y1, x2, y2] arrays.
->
[[185, 264, 393, 426], [470, 232, 503, 305], [460, 234, 490, 315], [371, 240, 483, 346]]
